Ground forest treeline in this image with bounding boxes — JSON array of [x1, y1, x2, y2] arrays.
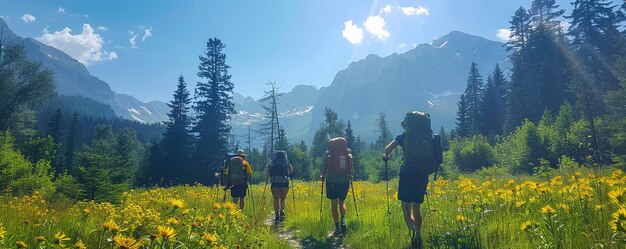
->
[[0, 0, 625, 203]]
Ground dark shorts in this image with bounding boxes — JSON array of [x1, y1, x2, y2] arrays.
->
[[271, 182, 289, 189], [326, 182, 349, 201], [230, 184, 248, 198], [398, 173, 429, 203]]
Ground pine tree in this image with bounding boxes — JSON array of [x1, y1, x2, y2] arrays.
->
[[374, 113, 393, 150], [193, 38, 235, 184], [46, 109, 63, 142], [345, 121, 365, 180], [160, 75, 194, 185], [456, 94, 470, 138], [64, 112, 79, 172], [483, 65, 507, 135], [324, 107, 345, 138], [276, 128, 289, 151], [463, 62, 485, 136], [439, 126, 450, 150], [506, 7, 531, 53], [567, 0, 623, 113]]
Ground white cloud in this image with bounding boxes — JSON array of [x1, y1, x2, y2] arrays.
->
[[364, 15, 389, 40], [57, 7, 65, 14], [129, 31, 138, 48], [142, 26, 152, 41], [21, 14, 36, 23], [342, 20, 364, 45], [400, 6, 429, 16], [398, 42, 408, 51], [380, 4, 392, 14], [97, 26, 108, 31], [37, 24, 117, 65], [496, 28, 511, 42], [413, 43, 417, 48]]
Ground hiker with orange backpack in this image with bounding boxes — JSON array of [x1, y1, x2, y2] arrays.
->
[[224, 149, 253, 209], [382, 111, 440, 249], [266, 150, 294, 222], [320, 137, 354, 236]]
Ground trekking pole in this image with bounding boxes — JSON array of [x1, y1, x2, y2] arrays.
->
[[319, 178, 325, 222], [248, 186, 256, 214], [291, 178, 296, 210], [350, 179, 359, 218], [222, 186, 228, 203], [384, 158, 391, 215]]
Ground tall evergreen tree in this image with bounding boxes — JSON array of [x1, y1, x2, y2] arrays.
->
[[159, 75, 194, 185], [483, 65, 508, 135], [345, 121, 365, 180], [276, 128, 289, 151], [374, 113, 393, 150], [463, 62, 485, 135], [46, 109, 63, 142], [193, 38, 235, 184], [505, 7, 533, 133], [324, 107, 345, 138], [506, 7, 532, 53], [567, 0, 623, 115], [456, 94, 470, 138], [64, 112, 79, 172]]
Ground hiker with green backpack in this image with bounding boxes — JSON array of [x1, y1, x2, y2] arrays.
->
[[320, 137, 354, 236], [382, 111, 440, 249], [266, 150, 294, 222], [224, 149, 253, 209]]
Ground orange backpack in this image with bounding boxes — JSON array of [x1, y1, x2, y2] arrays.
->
[[326, 137, 353, 174]]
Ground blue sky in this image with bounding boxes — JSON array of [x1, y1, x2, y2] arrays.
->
[[0, 0, 610, 102]]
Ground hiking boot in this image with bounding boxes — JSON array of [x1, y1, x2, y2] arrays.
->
[[279, 209, 286, 221], [411, 235, 423, 249], [333, 226, 341, 236], [274, 213, 280, 222], [341, 224, 347, 235]]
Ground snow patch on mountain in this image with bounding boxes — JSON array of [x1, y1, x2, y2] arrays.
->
[[436, 41, 448, 48], [128, 108, 140, 115], [139, 106, 152, 115], [130, 113, 146, 123]]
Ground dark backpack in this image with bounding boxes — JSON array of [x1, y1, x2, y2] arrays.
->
[[227, 156, 247, 185], [401, 111, 435, 175], [269, 150, 290, 183]]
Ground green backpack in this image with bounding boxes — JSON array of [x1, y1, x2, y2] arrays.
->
[[227, 156, 247, 185], [401, 111, 435, 175]]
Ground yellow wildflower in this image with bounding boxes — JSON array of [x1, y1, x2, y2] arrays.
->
[[455, 215, 467, 223], [113, 234, 140, 249], [167, 217, 180, 225], [595, 205, 605, 211], [610, 207, 626, 233], [0, 225, 5, 240], [557, 203, 572, 213], [35, 236, 45, 242], [16, 241, 27, 248], [157, 225, 176, 240], [223, 202, 237, 210], [515, 200, 526, 208], [521, 220, 538, 231], [181, 209, 190, 216], [608, 187, 626, 204], [53, 232, 70, 245], [213, 203, 222, 210], [202, 232, 219, 245], [540, 205, 556, 215], [169, 198, 184, 209], [102, 220, 121, 232], [75, 240, 87, 249]]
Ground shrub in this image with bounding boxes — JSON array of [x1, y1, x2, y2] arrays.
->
[[449, 135, 495, 173]]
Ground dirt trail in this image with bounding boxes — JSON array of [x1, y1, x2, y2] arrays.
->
[[263, 214, 348, 249]]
